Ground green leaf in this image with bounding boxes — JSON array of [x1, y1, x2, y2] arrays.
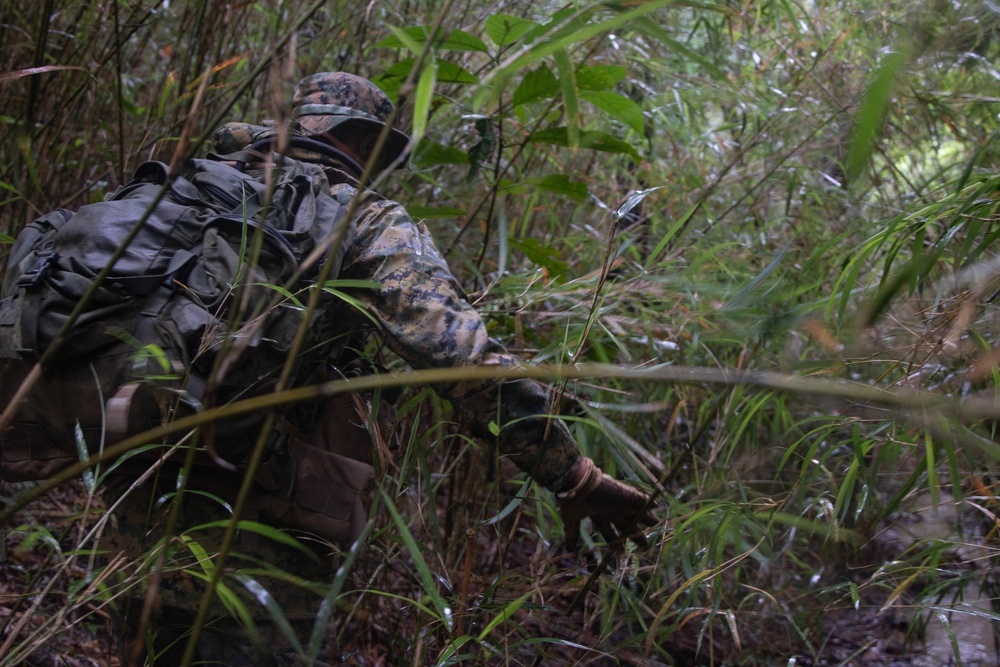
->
[[846, 48, 910, 183], [580, 90, 644, 134], [437, 28, 490, 52], [484, 481, 529, 526], [374, 26, 489, 53], [235, 575, 303, 655], [435, 636, 475, 667], [467, 118, 496, 180], [371, 71, 404, 101], [631, 19, 726, 80], [309, 520, 373, 658], [510, 237, 569, 280], [320, 279, 381, 291], [487, 0, 672, 96], [576, 65, 627, 91], [412, 141, 468, 167], [73, 422, 96, 493], [512, 65, 559, 107], [477, 592, 532, 640], [411, 58, 438, 145], [13, 524, 60, 555], [254, 282, 305, 308], [375, 59, 478, 101], [188, 520, 312, 551], [524, 174, 589, 201], [375, 26, 423, 51], [380, 488, 453, 629], [320, 285, 382, 327], [485, 14, 540, 47], [644, 201, 697, 269], [529, 126, 640, 161], [431, 60, 478, 85], [155, 68, 177, 118], [554, 49, 579, 149], [407, 205, 467, 219]]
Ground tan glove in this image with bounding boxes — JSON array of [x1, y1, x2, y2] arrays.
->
[[556, 457, 658, 550]]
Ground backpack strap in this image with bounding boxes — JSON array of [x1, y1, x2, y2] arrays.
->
[[0, 296, 25, 359], [217, 136, 366, 180], [6, 252, 61, 359], [104, 249, 199, 296]]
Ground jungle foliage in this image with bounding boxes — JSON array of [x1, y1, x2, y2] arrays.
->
[[1, 0, 999, 665]]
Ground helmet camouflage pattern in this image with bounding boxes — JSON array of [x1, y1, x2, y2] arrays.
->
[[212, 72, 410, 169]]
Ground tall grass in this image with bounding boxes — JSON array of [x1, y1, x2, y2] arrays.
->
[[2, 0, 999, 665]]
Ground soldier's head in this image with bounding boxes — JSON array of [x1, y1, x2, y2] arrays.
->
[[289, 72, 410, 172]]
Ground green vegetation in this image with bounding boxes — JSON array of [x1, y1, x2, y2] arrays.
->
[[1, 0, 998, 664]]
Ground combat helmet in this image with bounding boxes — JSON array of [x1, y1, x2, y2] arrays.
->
[[290, 72, 410, 170], [212, 71, 410, 172]]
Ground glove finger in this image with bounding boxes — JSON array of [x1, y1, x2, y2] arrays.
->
[[593, 517, 623, 545], [618, 489, 658, 528], [623, 520, 650, 547], [563, 520, 581, 551], [561, 504, 582, 551]]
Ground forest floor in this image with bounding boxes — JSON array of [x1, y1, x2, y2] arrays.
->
[[0, 480, 994, 666]]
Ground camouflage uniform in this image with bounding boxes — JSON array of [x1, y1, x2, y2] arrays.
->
[[212, 74, 581, 491], [330, 180, 582, 489], [107, 73, 583, 665]]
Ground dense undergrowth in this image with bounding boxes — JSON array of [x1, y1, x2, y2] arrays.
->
[[1, 0, 999, 665]]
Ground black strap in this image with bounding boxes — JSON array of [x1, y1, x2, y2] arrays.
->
[[108, 249, 199, 295], [235, 136, 365, 178]]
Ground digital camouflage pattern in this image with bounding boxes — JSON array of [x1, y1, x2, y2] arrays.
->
[[213, 79, 583, 492], [329, 180, 582, 491], [291, 72, 405, 145], [211, 71, 409, 169], [211, 121, 282, 154], [102, 174, 583, 663]]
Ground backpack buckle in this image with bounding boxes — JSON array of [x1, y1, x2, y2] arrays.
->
[[17, 252, 59, 289]]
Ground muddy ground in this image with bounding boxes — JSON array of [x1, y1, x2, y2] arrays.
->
[[1, 480, 996, 666]]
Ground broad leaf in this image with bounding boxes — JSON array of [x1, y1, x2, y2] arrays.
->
[[524, 174, 589, 201], [486, 0, 672, 99], [436, 29, 490, 53], [428, 60, 478, 84], [412, 141, 468, 167], [530, 126, 641, 161], [375, 26, 489, 53], [375, 58, 478, 100], [382, 25, 425, 55], [485, 14, 540, 48], [580, 90, 645, 134], [510, 237, 569, 280], [576, 65, 627, 91], [512, 65, 559, 106]]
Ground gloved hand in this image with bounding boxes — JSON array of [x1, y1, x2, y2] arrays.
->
[[557, 457, 658, 550]]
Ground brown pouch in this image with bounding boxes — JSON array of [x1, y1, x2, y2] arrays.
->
[[259, 436, 375, 544], [258, 392, 395, 544]]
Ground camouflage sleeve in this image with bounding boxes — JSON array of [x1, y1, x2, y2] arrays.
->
[[333, 186, 580, 491]]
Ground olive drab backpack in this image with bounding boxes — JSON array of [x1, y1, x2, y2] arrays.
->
[[0, 153, 354, 484]]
